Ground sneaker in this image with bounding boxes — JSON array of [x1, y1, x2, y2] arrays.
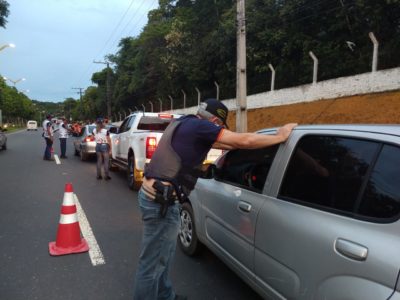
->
[[174, 295, 188, 300], [97, 175, 102, 180], [105, 176, 111, 180]]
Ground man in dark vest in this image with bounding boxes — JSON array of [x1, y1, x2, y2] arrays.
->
[[133, 98, 297, 300]]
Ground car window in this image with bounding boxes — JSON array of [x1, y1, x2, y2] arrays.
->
[[278, 135, 400, 221], [126, 115, 136, 131], [119, 117, 130, 133], [88, 126, 96, 134], [214, 144, 279, 193], [137, 116, 173, 131], [358, 144, 400, 219]]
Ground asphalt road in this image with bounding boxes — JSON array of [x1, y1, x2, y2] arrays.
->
[[0, 130, 263, 300]]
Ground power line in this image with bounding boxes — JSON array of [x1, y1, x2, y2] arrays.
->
[[128, 0, 157, 36], [75, 0, 156, 90], [99, 0, 149, 63], [94, 0, 137, 60]]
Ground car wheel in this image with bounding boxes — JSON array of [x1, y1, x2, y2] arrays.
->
[[80, 149, 87, 161], [178, 202, 202, 256], [127, 155, 141, 190], [2, 142, 6, 150]]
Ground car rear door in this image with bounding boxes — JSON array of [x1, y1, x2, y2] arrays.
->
[[197, 145, 280, 281], [119, 116, 136, 159], [255, 129, 400, 300]]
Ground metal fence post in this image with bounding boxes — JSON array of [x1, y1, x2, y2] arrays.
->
[[309, 51, 318, 84], [369, 32, 379, 72], [268, 64, 275, 91]]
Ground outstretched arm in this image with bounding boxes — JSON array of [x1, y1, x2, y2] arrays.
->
[[213, 123, 297, 150]]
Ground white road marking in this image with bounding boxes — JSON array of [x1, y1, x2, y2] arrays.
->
[[54, 154, 61, 165], [73, 194, 106, 266]]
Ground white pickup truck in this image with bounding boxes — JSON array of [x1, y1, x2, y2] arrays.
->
[[110, 112, 182, 190]]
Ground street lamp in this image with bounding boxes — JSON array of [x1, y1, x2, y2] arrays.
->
[[3, 76, 26, 86], [0, 43, 15, 52]]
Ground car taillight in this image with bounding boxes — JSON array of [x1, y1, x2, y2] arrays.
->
[[146, 137, 157, 159], [85, 135, 95, 142], [158, 114, 173, 119]]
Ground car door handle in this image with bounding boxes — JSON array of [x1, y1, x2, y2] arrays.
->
[[238, 201, 252, 213], [335, 238, 368, 261]]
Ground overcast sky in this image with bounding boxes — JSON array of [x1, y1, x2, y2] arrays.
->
[[1, 0, 158, 103]]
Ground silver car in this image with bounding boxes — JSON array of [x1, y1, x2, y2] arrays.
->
[[179, 124, 400, 300], [73, 125, 96, 161]]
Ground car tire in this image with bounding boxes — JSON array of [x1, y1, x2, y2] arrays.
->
[[178, 202, 202, 256], [80, 149, 87, 161], [2, 142, 6, 150], [127, 155, 141, 190]]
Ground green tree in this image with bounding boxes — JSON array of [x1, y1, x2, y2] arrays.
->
[[0, 0, 9, 28]]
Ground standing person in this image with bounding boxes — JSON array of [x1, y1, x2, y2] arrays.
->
[[133, 98, 297, 300], [42, 114, 54, 161], [58, 118, 69, 158], [93, 118, 112, 180]]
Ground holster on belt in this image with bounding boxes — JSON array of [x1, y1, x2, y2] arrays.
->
[[153, 180, 176, 217]]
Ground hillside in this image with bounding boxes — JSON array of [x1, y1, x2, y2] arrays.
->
[[226, 90, 400, 132]]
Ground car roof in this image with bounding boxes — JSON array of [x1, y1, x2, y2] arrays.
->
[[257, 124, 400, 137]]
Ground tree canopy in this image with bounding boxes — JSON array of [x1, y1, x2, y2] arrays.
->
[[0, 0, 9, 28], [1, 0, 399, 122], [88, 0, 399, 118]]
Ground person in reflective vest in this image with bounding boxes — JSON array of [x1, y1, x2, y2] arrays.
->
[[133, 98, 297, 300], [58, 118, 70, 158], [42, 114, 54, 161]]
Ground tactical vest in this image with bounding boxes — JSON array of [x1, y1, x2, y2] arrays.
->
[[144, 117, 204, 198]]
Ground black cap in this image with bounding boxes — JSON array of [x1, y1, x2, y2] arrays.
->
[[201, 98, 229, 127]]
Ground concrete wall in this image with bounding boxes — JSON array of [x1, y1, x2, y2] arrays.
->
[[172, 67, 400, 115]]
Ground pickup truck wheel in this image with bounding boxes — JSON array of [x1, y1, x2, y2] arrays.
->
[[127, 156, 141, 190], [178, 202, 202, 256]]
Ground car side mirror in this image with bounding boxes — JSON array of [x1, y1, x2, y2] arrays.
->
[[200, 163, 216, 179]]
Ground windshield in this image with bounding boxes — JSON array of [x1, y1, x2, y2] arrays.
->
[[88, 126, 96, 134], [137, 116, 174, 131]]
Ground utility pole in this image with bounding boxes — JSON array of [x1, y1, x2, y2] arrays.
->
[[72, 87, 84, 102], [93, 60, 112, 119], [236, 0, 247, 132], [72, 87, 84, 121]]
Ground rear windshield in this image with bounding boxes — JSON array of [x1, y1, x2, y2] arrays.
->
[[137, 116, 174, 131], [28, 121, 36, 125], [88, 125, 96, 133]]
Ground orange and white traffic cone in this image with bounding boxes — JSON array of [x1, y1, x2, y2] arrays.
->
[[49, 183, 89, 256]]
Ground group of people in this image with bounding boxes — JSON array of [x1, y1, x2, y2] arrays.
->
[[41, 115, 112, 181], [42, 115, 69, 160], [42, 99, 297, 300]]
